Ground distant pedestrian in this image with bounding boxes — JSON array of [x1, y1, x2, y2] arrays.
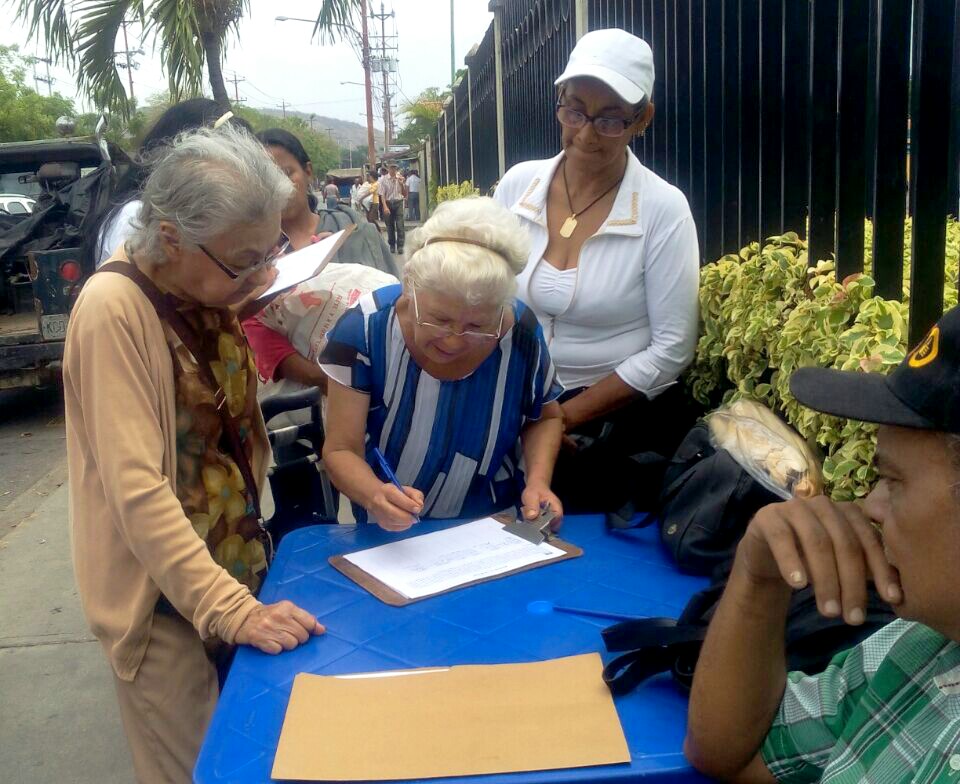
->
[[323, 178, 339, 210], [355, 170, 381, 231], [379, 163, 406, 253], [350, 176, 362, 212], [406, 168, 421, 222]]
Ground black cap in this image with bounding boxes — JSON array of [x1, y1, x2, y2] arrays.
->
[[790, 305, 960, 433]]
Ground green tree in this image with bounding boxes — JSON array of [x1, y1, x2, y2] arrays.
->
[[0, 45, 77, 142], [233, 105, 340, 176], [395, 87, 445, 148], [8, 0, 361, 117]]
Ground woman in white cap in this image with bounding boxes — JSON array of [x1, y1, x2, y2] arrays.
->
[[493, 28, 700, 514]]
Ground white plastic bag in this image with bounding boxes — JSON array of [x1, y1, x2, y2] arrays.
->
[[706, 399, 823, 500], [254, 262, 398, 362]]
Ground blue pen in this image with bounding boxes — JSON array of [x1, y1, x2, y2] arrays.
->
[[372, 447, 420, 523]]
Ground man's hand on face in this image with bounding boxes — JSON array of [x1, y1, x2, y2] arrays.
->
[[737, 496, 903, 625]]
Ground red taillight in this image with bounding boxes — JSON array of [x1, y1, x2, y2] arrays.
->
[[60, 260, 82, 282]]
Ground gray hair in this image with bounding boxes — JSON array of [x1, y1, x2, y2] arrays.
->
[[127, 124, 294, 263], [403, 196, 530, 308]]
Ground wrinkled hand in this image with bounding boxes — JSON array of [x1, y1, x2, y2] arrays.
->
[[737, 496, 902, 625], [520, 482, 564, 532], [235, 600, 325, 655], [368, 483, 424, 532]]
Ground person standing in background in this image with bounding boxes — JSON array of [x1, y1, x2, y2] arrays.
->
[[323, 178, 340, 210], [350, 176, 362, 212], [379, 163, 406, 254], [406, 169, 421, 222]]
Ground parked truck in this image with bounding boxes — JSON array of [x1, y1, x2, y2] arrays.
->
[[0, 131, 129, 389]]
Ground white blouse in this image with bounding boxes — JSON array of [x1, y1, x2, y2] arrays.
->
[[494, 149, 700, 395], [528, 261, 577, 317]]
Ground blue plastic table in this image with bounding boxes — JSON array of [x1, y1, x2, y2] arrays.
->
[[195, 515, 714, 783]]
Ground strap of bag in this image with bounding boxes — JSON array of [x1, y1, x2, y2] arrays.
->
[[600, 617, 708, 695], [100, 261, 262, 519], [602, 616, 707, 651]]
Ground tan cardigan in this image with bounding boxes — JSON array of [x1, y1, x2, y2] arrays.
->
[[64, 254, 268, 681]]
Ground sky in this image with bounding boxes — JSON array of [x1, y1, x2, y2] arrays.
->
[[2, 0, 494, 133]]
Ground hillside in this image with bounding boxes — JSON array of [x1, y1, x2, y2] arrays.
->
[[258, 108, 383, 148]]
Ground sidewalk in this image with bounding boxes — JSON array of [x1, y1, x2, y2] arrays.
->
[[0, 476, 133, 783]]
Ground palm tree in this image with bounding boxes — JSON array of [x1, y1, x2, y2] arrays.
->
[[9, 0, 359, 116]]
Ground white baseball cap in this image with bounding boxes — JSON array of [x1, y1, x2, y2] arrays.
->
[[554, 29, 655, 105]]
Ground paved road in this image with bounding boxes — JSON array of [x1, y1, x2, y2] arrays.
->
[[0, 386, 133, 783], [0, 387, 68, 537]]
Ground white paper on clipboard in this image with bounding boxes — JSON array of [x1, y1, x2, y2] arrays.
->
[[256, 225, 354, 301]]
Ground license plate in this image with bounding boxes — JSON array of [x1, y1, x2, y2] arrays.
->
[[40, 313, 68, 341]]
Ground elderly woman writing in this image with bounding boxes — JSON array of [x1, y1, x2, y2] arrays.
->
[[494, 29, 700, 513], [64, 127, 323, 783], [320, 197, 564, 530]]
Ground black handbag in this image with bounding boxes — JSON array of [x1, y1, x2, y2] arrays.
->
[[601, 574, 896, 695], [608, 422, 782, 575]]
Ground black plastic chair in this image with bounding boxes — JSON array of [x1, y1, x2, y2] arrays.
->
[[260, 387, 338, 542]]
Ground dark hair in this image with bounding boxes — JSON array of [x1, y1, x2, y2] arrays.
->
[[83, 99, 253, 265], [366, 170, 378, 182], [256, 128, 311, 170]]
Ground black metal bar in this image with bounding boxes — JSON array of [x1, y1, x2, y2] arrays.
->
[[782, 0, 810, 236], [947, 7, 960, 218], [703, 0, 724, 261], [807, 0, 840, 266], [674, 0, 692, 206], [651, 0, 667, 176], [908, 0, 957, 345], [665, 0, 678, 183], [864, 0, 878, 218], [721, 0, 740, 251], [689, 0, 706, 260], [835, 0, 870, 278], [739, 0, 760, 246], [759, 0, 784, 238], [870, 0, 912, 301]]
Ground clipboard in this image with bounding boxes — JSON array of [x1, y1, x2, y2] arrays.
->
[[329, 515, 583, 607]]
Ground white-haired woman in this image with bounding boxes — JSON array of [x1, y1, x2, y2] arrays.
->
[[494, 29, 700, 514], [64, 127, 324, 783], [320, 197, 564, 530]]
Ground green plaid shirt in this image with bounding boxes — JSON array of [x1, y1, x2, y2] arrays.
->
[[761, 619, 960, 783]]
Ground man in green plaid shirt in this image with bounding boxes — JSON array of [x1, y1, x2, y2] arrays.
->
[[685, 306, 960, 783]]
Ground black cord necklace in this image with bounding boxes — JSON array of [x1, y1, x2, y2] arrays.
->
[[559, 158, 625, 238]]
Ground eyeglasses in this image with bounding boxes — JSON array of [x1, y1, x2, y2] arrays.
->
[[411, 285, 504, 342], [199, 232, 291, 281], [556, 101, 642, 138]]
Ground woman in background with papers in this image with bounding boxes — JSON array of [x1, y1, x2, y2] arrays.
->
[[320, 197, 565, 530]]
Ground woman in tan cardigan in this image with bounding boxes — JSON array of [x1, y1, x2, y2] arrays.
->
[[64, 126, 324, 783]]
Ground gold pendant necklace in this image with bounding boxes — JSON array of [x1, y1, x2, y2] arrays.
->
[[559, 159, 624, 240], [559, 215, 578, 238]]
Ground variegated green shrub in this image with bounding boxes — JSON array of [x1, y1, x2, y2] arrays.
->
[[689, 219, 960, 500]]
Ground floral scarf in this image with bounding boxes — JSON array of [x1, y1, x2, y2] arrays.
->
[[166, 306, 268, 593]]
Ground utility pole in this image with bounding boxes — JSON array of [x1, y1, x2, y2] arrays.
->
[[119, 20, 136, 103], [370, 1, 397, 150], [360, 0, 377, 172], [277, 100, 288, 119], [227, 71, 246, 104], [33, 56, 53, 96], [325, 128, 335, 139]]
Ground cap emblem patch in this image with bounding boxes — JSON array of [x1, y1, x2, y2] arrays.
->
[[908, 325, 940, 368]]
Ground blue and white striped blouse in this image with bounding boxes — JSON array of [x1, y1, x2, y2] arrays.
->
[[319, 285, 563, 522]]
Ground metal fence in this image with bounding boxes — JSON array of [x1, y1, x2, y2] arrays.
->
[[430, 0, 960, 343]]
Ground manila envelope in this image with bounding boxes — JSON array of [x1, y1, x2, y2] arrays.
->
[[271, 652, 630, 781]]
